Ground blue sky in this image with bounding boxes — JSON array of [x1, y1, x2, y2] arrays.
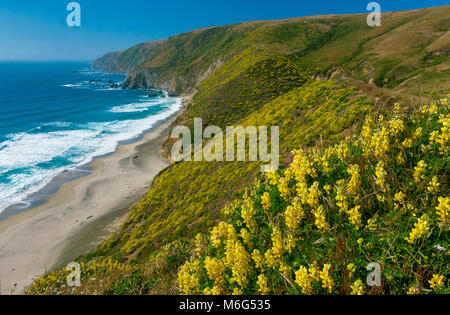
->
[[0, 0, 447, 61]]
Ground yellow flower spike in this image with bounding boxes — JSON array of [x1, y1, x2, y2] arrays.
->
[[261, 192, 271, 211], [252, 249, 264, 270], [306, 182, 321, 209], [295, 266, 314, 295], [436, 197, 449, 229], [429, 274, 445, 291], [407, 215, 430, 244], [407, 286, 420, 295], [240, 228, 252, 246], [427, 176, 440, 193], [314, 206, 330, 231], [413, 161, 427, 184], [347, 263, 356, 278], [204, 257, 226, 288], [271, 226, 284, 261], [319, 264, 335, 294], [285, 198, 305, 230], [375, 161, 389, 192], [347, 205, 362, 229], [277, 177, 291, 200], [336, 187, 349, 213], [257, 274, 270, 295], [350, 279, 365, 295], [347, 164, 361, 196], [371, 127, 390, 158]]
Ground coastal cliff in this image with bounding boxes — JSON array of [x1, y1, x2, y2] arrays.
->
[[92, 6, 449, 96], [91, 39, 166, 74]]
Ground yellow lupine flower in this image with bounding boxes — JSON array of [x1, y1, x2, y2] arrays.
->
[[241, 197, 257, 233], [309, 262, 321, 281], [436, 197, 449, 229], [252, 249, 264, 270], [306, 182, 321, 209], [261, 192, 272, 211], [371, 127, 390, 158], [285, 198, 305, 230], [314, 206, 330, 231], [211, 222, 237, 248], [320, 264, 335, 294], [336, 187, 349, 213], [388, 117, 404, 137], [204, 256, 226, 287], [421, 103, 438, 115], [413, 161, 427, 184], [264, 249, 277, 270], [271, 226, 284, 261], [429, 274, 445, 291], [350, 279, 365, 295], [375, 161, 389, 192], [277, 176, 291, 200], [347, 263, 356, 278], [178, 260, 201, 295], [347, 164, 361, 195], [394, 191, 406, 210], [265, 171, 280, 186], [295, 266, 314, 295], [257, 274, 270, 295], [224, 239, 252, 287], [348, 205, 362, 229], [407, 215, 430, 244], [232, 287, 243, 295], [427, 176, 440, 193], [240, 228, 252, 246], [407, 286, 420, 295], [402, 138, 413, 148]]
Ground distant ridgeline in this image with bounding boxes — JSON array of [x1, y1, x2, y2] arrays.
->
[[28, 6, 449, 295]]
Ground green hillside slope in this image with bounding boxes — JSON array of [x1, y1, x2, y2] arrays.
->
[[93, 6, 450, 96], [31, 6, 449, 295]]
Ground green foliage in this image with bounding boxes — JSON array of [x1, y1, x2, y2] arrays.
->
[[178, 100, 449, 295]]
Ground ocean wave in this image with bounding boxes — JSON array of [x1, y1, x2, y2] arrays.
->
[[109, 99, 168, 113], [0, 97, 182, 213]]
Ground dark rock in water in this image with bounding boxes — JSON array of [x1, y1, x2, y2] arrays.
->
[[107, 80, 114, 84], [110, 83, 119, 88], [146, 89, 164, 97], [168, 92, 179, 97], [97, 79, 102, 82]]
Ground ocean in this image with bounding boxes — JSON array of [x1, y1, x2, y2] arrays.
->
[[0, 62, 181, 217]]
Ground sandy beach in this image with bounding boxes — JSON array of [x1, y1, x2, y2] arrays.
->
[[0, 112, 179, 295]]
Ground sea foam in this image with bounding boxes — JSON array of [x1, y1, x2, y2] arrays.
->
[[0, 97, 182, 213]]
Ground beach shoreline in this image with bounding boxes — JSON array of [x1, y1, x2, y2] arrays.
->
[[0, 108, 181, 295]]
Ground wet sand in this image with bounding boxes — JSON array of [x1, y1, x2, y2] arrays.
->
[[0, 112, 179, 295]]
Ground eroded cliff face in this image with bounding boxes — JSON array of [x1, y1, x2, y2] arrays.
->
[[121, 57, 225, 95]]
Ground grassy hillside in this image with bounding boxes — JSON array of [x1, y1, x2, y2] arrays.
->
[[91, 6, 450, 96], [29, 6, 449, 295], [91, 40, 166, 74]]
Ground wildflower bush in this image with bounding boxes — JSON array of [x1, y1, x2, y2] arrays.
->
[[25, 259, 131, 295], [178, 99, 449, 295], [26, 240, 191, 295]]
